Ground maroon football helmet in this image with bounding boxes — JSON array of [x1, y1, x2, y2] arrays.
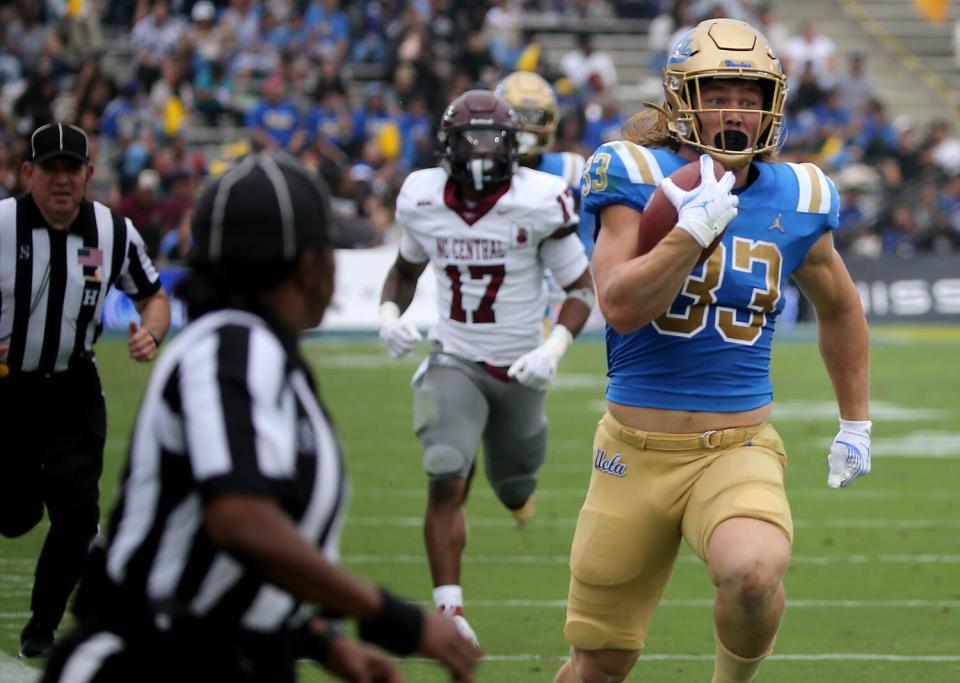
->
[[438, 90, 519, 192]]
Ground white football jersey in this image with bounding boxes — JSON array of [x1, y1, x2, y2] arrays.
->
[[396, 167, 585, 366]]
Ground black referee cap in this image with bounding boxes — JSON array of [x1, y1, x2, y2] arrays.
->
[[191, 151, 333, 265], [30, 122, 89, 164]]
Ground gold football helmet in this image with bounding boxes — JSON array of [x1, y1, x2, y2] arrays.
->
[[494, 72, 559, 155], [662, 18, 787, 169]]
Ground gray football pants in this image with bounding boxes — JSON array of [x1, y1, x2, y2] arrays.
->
[[412, 350, 548, 510]]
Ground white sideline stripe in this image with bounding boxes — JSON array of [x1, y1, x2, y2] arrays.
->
[[339, 553, 960, 566], [0, 650, 37, 683], [410, 653, 960, 663], [346, 515, 960, 530]]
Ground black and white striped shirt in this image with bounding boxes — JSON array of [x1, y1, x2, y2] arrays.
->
[[102, 309, 347, 633], [0, 193, 160, 374]]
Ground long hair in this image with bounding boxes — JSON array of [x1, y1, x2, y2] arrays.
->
[[623, 104, 678, 150]]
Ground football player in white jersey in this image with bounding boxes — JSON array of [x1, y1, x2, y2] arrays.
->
[[378, 90, 595, 648]]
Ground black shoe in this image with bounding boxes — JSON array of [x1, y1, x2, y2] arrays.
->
[[20, 618, 55, 659], [19, 635, 55, 659]]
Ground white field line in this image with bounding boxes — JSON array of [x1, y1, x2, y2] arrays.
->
[[0, 512, 948, 540], [344, 515, 960, 530], [3, 596, 958, 615], [335, 553, 960, 566], [1, 634, 955, 680], [409, 653, 960, 663], [3, 593, 960, 610]]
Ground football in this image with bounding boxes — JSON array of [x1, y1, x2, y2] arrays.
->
[[638, 158, 727, 265]]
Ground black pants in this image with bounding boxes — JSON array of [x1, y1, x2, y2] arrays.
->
[[42, 621, 297, 683], [43, 548, 299, 682], [0, 362, 106, 636]]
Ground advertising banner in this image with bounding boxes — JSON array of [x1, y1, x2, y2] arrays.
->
[[101, 247, 439, 333], [844, 255, 960, 323], [106, 251, 959, 332]]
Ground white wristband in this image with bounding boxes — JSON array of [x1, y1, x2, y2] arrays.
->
[[839, 418, 872, 435], [379, 301, 401, 324], [542, 324, 573, 362]]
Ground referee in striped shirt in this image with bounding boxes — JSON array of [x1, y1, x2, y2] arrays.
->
[[42, 151, 478, 683], [0, 122, 171, 658]]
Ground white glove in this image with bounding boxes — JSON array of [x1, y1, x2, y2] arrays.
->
[[827, 419, 872, 489], [507, 325, 573, 389], [660, 154, 739, 248], [378, 301, 422, 359]]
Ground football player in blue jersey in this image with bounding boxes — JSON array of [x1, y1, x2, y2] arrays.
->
[[554, 18, 871, 683]]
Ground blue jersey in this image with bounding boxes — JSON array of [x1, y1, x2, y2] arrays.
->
[[582, 141, 838, 412], [535, 151, 594, 255]]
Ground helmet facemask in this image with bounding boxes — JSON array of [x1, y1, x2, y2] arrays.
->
[[442, 126, 519, 192], [494, 72, 559, 156], [511, 106, 557, 155], [662, 19, 788, 170]]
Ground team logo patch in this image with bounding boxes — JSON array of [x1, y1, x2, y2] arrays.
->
[[594, 448, 626, 477], [669, 36, 694, 64], [510, 222, 532, 247], [767, 214, 785, 232]]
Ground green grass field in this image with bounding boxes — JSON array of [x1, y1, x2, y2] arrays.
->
[[3, 328, 960, 682]]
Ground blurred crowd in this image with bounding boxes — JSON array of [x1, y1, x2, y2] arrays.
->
[[1, 0, 959, 263]]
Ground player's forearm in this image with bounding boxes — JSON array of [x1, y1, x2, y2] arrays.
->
[[136, 289, 172, 342], [380, 266, 418, 313], [205, 495, 384, 620], [817, 306, 870, 421], [556, 270, 594, 336], [598, 230, 701, 333], [555, 299, 591, 337]]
